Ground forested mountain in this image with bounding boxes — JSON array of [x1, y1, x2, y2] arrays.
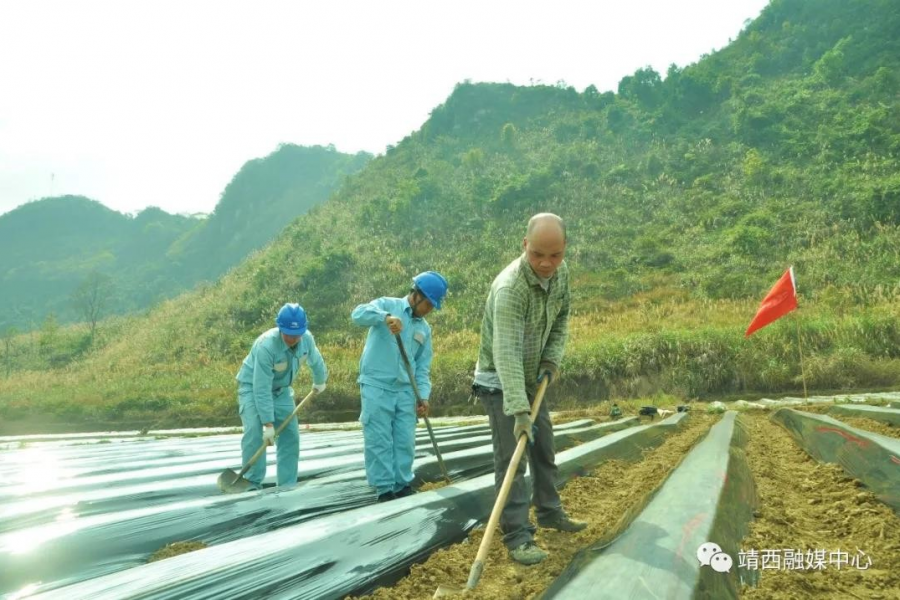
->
[[0, 144, 371, 329], [0, 196, 198, 327], [2, 0, 899, 429], [168, 144, 371, 283]]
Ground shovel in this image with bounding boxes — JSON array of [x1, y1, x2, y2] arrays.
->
[[395, 334, 451, 484], [434, 377, 549, 598], [217, 388, 318, 494]]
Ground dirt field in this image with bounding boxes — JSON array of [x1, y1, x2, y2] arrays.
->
[[552, 399, 685, 425], [361, 414, 716, 599], [785, 404, 899, 438], [740, 415, 900, 599], [833, 416, 898, 439], [358, 411, 900, 599]]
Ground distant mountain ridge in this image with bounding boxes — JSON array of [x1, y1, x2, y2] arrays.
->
[[0, 144, 371, 329], [167, 144, 370, 283]]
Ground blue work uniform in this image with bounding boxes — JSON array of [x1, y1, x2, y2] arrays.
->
[[235, 327, 327, 489], [351, 296, 433, 495]]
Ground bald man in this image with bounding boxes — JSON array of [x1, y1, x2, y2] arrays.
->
[[472, 213, 586, 566]]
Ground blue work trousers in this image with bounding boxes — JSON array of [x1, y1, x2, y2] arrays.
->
[[359, 384, 416, 495], [238, 387, 300, 488]]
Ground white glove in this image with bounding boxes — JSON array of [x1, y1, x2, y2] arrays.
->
[[313, 383, 327, 393], [262, 425, 276, 446]]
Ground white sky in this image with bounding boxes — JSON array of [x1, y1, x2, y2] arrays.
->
[[0, 0, 769, 217]]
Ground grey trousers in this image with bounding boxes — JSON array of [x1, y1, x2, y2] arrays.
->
[[477, 386, 563, 549]]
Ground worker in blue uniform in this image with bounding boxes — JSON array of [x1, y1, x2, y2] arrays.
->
[[235, 303, 327, 489], [351, 272, 448, 502]]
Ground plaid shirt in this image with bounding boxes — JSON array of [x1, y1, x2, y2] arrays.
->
[[475, 254, 570, 415]]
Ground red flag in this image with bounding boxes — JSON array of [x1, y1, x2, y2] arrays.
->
[[745, 267, 798, 337]]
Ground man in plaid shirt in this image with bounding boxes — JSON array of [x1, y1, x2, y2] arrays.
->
[[473, 213, 586, 566]]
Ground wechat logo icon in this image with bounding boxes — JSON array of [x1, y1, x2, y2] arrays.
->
[[697, 542, 733, 573]]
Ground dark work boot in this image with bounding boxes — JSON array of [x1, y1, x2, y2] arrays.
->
[[538, 513, 588, 532], [509, 541, 548, 565], [376, 491, 396, 503], [394, 486, 415, 498]]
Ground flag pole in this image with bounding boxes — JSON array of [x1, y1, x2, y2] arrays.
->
[[794, 311, 808, 400], [788, 267, 808, 400]]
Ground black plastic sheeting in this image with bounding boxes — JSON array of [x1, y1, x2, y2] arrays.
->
[[0, 426, 481, 596], [773, 408, 900, 513], [22, 415, 686, 600], [544, 411, 756, 600], [829, 404, 900, 426], [414, 417, 638, 484], [0, 425, 502, 534], [0, 422, 596, 534], [0, 420, 594, 537], [0, 419, 610, 597]]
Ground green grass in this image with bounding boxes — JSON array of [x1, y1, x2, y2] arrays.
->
[[3, 293, 899, 432]]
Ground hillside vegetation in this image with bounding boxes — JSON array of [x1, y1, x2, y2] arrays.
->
[[0, 144, 370, 330], [2, 0, 899, 431]]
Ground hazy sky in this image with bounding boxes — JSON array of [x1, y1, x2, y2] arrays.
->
[[0, 0, 769, 217]]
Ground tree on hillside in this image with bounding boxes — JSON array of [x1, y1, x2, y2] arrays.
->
[[38, 313, 59, 362], [1, 326, 17, 378], [814, 36, 851, 86], [618, 66, 663, 109], [71, 271, 114, 346]]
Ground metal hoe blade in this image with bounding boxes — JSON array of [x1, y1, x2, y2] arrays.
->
[[433, 583, 467, 598], [217, 467, 254, 494], [215, 388, 319, 494]]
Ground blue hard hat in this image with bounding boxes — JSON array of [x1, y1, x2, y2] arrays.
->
[[276, 303, 307, 335], [412, 271, 448, 310]]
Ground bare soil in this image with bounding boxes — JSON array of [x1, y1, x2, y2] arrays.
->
[[358, 413, 716, 599], [740, 414, 900, 599], [358, 410, 900, 599], [790, 405, 899, 438], [419, 480, 451, 492], [147, 540, 208, 562], [835, 416, 899, 439]]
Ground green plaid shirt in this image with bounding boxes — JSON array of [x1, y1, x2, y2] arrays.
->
[[475, 254, 570, 415]]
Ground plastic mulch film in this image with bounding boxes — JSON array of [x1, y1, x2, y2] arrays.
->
[[755, 391, 900, 409], [829, 404, 900, 427], [414, 417, 638, 484], [21, 416, 683, 600], [0, 427, 454, 594], [0, 419, 619, 597], [0, 425, 499, 534], [544, 411, 757, 600], [771, 408, 900, 512], [552, 412, 687, 483]]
